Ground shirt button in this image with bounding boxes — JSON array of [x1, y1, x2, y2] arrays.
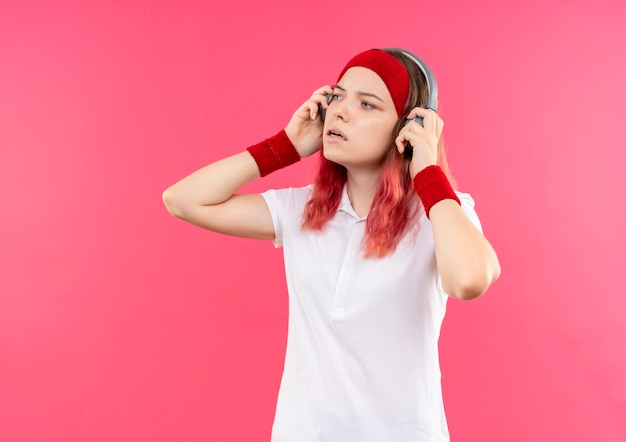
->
[[338, 282, 346, 290]]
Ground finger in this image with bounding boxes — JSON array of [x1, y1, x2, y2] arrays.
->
[[395, 134, 406, 154], [435, 115, 444, 137], [313, 84, 333, 95], [403, 119, 427, 141], [403, 117, 426, 132], [311, 97, 331, 119], [313, 85, 333, 97], [425, 112, 438, 133], [307, 101, 319, 120], [395, 127, 417, 154], [307, 89, 333, 120], [406, 107, 438, 132], [295, 99, 317, 121], [313, 85, 334, 108], [405, 106, 426, 120]]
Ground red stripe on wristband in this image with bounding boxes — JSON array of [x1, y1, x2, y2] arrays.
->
[[413, 165, 461, 218], [246, 130, 301, 177]]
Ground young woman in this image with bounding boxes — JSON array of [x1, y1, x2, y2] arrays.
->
[[163, 48, 501, 442]]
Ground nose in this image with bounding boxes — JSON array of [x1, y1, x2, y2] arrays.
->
[[329, 97, 349, 122]]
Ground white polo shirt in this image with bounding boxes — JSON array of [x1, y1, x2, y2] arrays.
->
[[261, 185, 481, 442]]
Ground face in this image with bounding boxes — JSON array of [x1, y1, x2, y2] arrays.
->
[[322, 67, 399, 171]]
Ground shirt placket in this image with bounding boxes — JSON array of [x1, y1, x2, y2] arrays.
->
[[330, 219, 365, 320]]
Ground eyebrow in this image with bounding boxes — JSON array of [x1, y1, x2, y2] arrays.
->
[[332, 84, 385, 103]]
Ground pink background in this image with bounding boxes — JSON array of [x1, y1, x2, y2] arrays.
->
[[1, 0, 625, 441]]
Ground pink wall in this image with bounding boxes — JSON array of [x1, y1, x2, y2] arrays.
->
[[1, 0, 625, 440]]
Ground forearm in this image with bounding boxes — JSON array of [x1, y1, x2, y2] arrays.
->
[[163, 128, 301, 219], [162, 151, 260, 218], [429, 200, 501, 300]]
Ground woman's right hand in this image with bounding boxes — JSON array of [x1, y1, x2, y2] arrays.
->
[[285, 85, 334, 157]]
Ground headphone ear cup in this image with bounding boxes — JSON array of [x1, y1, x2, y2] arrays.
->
[[318, 94, 332, 122], [402, 117, 424, 159], [405, 116, 424, 127]]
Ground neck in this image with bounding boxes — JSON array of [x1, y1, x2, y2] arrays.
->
[[345, 170, 381, 218]]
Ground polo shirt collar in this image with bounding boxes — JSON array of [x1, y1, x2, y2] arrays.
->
[[337, 185, 367, 220]]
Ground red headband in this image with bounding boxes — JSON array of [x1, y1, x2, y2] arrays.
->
[[336, 49, 410, 117]]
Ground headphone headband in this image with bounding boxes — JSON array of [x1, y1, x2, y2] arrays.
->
[[384, 48, 439, 112]]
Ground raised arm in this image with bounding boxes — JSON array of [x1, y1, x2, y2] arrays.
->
[[396, 107, 501, 301], [162, 151, 274, 239], [162, 85, 333, 240]]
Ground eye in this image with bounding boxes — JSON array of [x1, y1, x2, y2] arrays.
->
[[361, 101, 375, 109]]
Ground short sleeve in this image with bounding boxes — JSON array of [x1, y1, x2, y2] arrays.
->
[[455, 191, 483, 233], [260, 189, 283, 248], [260, 186, 312, 248]]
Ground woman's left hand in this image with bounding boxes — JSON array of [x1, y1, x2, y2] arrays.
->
[[395, 107, 444, 178]]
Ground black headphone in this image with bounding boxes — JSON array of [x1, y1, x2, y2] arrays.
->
[[319, 47, 438, 127]]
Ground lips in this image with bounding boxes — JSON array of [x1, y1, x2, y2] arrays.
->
[[327, 127, 347, 140]]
